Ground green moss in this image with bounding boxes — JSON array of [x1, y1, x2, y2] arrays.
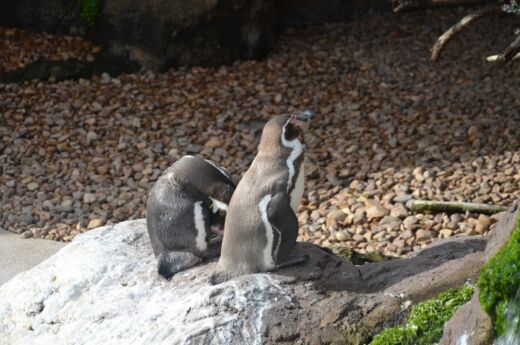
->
[[368, 326, 416, 345], [478, 213, 520, 336], [367, 285, 474, 345], [80, 0, 103, 26]]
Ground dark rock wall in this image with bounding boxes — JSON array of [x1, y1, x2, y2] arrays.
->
[[0, 0, 389, 70]]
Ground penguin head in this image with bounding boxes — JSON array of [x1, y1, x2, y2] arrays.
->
[[259, 110, 315, 152]]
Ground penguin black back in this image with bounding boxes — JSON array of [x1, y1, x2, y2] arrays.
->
[[147, 155, 236, 279]]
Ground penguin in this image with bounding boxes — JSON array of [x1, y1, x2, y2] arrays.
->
[[146, 155, 236, 279], [210, 110, 315, 284]]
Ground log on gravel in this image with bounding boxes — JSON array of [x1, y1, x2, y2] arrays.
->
[[410, 200, 508, 215]]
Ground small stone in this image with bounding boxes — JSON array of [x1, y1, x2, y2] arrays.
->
[[27, 182, 38, 191], [86, 131, 98, 145], [83, 193, 96, 204], [450, 214, 464, 223], [439, 229, 453, 238], [393, 194, 412, 203], [416, 229, 433, 242], [186, 144, 201, 153], [352, 209, 366, 224], [204, 138, 223, 148], [446, 221, 458, 230], [400, 230, 414, 240], [21, 230, 33, 239], [87, 218, 104, 230], [326, 209, 347, 228], [353, 233, 366, 243], [335, 231, 350, 241], [379, 216, 401, 231], [390, 204, 408, 218], [477, 214, 491, 228], [403, 216, 418, 230], [365, 200, 389, 221], [19, 213, 34, 225]]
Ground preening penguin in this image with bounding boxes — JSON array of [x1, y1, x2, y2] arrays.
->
[[146, 155, 236, 279], [211, 110, 315, 284]]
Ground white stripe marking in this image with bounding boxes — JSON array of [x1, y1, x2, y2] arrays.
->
[[193, 201, 207, 252], [259, 195, 280, 269], [209, 198, 228, 213], [290, 165, 304, 212], [281, 119, 303, 191]]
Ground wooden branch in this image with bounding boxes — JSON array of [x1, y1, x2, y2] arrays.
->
[[431, 4, 501, 61], [487, 51, 520, 62], [410, 200, 508, 215], [393, 0, 486, 13], [486, 33, 520, 63]]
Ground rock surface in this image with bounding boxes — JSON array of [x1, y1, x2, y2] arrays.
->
[[439, 202, 519, 345], [0, 0, 385, 71], [439, 288, 493, 345], [0, 228, 65, 286], [0, 219, 489, 344]]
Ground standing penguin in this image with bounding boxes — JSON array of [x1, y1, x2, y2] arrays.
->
[[147, 155, 236, 279], [211, 110, 314, 284]]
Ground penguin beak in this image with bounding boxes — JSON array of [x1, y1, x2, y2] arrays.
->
[[290, 110, 315, 129]]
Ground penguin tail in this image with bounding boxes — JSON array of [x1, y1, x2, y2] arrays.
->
[[157, 251, 202, 280]]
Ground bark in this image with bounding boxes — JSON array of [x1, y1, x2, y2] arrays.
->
[[410, 200, 508, 214]]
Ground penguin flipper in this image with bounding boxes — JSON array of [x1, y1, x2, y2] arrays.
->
[[267, 193, 300, 264], [157, 251, 202, 280]]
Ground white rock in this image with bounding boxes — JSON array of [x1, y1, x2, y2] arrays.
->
[[0, 221, 285, 345]]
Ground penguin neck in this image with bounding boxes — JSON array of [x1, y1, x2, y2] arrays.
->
[[280, 130, 303, 191]]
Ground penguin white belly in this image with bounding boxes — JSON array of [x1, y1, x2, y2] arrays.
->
[[290, 166, 304, 213]]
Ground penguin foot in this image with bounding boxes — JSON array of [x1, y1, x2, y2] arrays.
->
[[275, 254, 309, 270], [209, 271, 228, 285], [157, 251, 202, 280]]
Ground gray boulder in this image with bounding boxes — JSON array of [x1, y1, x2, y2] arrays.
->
[[0, 219, 490, 345]]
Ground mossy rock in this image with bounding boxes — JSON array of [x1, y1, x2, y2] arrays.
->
[[368, 284, 474, 345], [478, 211, 520, 336], [326, 245, 393, 265]]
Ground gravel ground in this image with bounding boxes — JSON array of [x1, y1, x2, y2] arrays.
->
[[1, 8, 520, 257], [0, 26, 98, 73]]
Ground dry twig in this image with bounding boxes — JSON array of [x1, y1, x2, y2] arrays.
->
[[486, 33, 520, 63], [430, 3, 501, 61], [393, 0, 486, 13], [410, 200, 508, 214]]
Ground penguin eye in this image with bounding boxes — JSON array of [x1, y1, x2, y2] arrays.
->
[[284, 122, 300, 141]]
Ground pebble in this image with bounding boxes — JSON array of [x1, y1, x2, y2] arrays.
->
[[87, 218, 104, 230], [27, 182, 38, 191], [416, 229, 433, 242], [393, 194, 413, 204], [439, 229, 454, 238], [403, 216, 418, 230], [365, 200, 389, 221], [390, 203, 408, 219]]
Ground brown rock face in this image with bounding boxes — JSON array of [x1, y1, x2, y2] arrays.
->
[[440, 289, 493, 345]]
